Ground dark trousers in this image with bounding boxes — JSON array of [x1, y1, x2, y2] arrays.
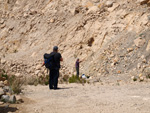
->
[[76, 67, 79, 77], [49, 69, 59, 89]]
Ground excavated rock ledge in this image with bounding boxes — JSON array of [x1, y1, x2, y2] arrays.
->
[[0, 0, 150, 82]]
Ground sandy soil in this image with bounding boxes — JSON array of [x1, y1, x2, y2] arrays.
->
[[9, 82, 150, 113]]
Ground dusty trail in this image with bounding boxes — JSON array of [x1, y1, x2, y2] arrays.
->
[[18, 83, 150, 113]]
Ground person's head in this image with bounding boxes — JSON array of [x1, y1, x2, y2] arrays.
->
[[53, 46, 58, 52], [77, 58, 79, 61]]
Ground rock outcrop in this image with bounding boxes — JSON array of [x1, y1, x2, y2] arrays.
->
[[0, 0, 150, 82]]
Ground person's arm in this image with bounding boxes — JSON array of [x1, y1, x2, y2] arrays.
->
[[59, 53, 63, 61], [42, 62, 45, 67], [60, 57, 63, 61], [79, 60, 83, 63]]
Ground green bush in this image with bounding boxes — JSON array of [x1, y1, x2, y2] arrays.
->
[[1, 73, 8, 79], [69, 75, 86, 83], [69, 75, 79, 83], [0, 69, 8, 79]]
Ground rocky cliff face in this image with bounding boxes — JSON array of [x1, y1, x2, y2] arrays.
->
[[0, 0, 150, 81]]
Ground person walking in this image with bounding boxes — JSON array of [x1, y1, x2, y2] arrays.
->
[[75, 58, 82, 77], [49, 46, 63, 90]]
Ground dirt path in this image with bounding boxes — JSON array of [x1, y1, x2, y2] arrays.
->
[[17, 83, 150, 113]]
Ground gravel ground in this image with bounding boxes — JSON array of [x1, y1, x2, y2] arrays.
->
[[14, 82, 150, 113]]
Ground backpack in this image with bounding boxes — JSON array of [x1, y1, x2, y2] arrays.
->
[[43, 53, 55, 70]]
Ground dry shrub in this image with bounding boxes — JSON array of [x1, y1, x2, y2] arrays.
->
[[8, 75, 25, 94], [25, 75, 49, 86], [38, 75, 49, 85], [25, 76, 38, 86], [0, 69, 24, 94], [63, 75, 69, 82]]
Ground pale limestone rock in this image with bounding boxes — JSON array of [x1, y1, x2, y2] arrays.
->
[[141, 55, 145, 59], [111, 62, 115, 67], [16, 95, 22, 101], [35, 70, 40, 75], [31, 52, 36, 57], [70, 8, 76, 15], [137, 63, 141, 69], [23, 13, 29, 18], [139, 76, 144, 81], [15, 73, 21, 77], [142, 67, 150, 78], [105, 1, 113, 7], [0, 101, 4, 105], [134, 37, 146, 47], [4, 80, 8, 85], [139, 73, 143, 77], [87, 6, 99, 14], [140, 14, 149, 25], [3, 86, 10, 92], [107, 3, 119, 12], [69, 6, 85, 15], [37, 73, 42, 77], [1, 59, 6, 64], [110, 54, 115, 58], [91, 0, 100, 3], [50, 19, 55, 23], [36, 64, 42, 70], [142, 59, 147, 63], [127, 48, 134, 52], [131, 76, 137, 81], [0, 19, 4, 24], [113, 57, 119, 63], [0, 88, 4, 96], [0, 81, 4, 87], [0, 24, 6, 29], [146, 40, 150, 51]]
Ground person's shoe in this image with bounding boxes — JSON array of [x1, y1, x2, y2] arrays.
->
[[50, 87, 54, 90], [54, 87, 60, 90]]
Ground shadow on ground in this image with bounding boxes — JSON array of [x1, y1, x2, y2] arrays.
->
[[0, 106, 18, 113], [51, 87, 72, 90]]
